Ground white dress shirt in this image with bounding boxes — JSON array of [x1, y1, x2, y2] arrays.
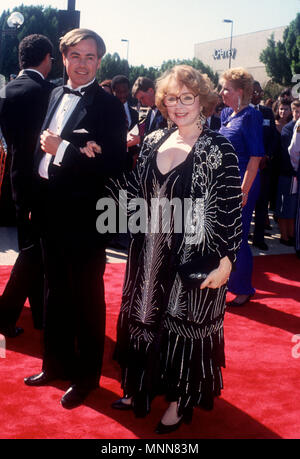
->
[[123, 101, 132, 129], [38, 79, 95, 179]]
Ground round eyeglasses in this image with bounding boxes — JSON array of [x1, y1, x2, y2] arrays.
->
[[163, 92, 198, 107]]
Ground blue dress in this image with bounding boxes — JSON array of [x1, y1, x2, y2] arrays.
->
[[219, 106, 265, 296]]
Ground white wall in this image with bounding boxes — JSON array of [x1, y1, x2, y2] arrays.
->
[[194, 26, 286, 86]]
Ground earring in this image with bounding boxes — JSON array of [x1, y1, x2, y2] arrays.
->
[[237, 96, 241, 111], [196, 111, 206, 130], [167, 117, 174, 129]]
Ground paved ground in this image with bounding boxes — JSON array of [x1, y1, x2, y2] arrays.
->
[[0, 213, 296, 266]]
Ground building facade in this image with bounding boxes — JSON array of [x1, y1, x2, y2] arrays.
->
[[194, 26, 286, 86]]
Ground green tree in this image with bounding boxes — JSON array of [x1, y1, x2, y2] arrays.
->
[[0, 5, 62, 80], [284, 13, 300, 75], [260, 12, 300, 86], [97, 52, 129, 82], [97, 55, 218, 90]]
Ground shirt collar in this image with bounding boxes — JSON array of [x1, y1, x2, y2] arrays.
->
[[65, 78, 96, 94]]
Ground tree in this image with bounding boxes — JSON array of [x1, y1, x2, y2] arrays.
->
[[97, 55, 218, 89], [260, 13, 300, 86], [284, 13, 300, 75], [0, 5, 63, 80], [97, 52, 129, 82]]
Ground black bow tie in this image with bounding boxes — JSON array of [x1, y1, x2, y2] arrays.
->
[[63, 86, 83, 97]]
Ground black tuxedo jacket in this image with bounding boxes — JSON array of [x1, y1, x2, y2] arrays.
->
[[34, 80, 128, 247], [144, 107, 167, 135], [0, 70, 54, 210], [128, 104, 139, 131], [208, 114, 221, 131], [258, 104, 277, 158]]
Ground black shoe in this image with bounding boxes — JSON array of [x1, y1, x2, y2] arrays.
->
[[227, 294, 253, 307], [111, 397, 133, 411], [0, 325, 24, 338], [60, 384, 95, 410], [253, 241, 269, 251], [155, 417, 184, 434], [24, 371, 57, 386], [296, 250, 300, 259]]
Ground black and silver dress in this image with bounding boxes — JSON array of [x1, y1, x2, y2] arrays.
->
[[107, 126, 242, 418]]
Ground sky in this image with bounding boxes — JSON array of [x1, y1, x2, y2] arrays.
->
[[1, 0, 299, 68]]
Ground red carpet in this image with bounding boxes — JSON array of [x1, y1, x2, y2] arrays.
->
[[0, 254, 299, 439]]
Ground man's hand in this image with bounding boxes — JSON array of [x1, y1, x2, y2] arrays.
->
[[40, 129, 62, 156]]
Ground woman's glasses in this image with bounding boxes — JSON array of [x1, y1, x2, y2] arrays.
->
[[163, 93, 198, 107]]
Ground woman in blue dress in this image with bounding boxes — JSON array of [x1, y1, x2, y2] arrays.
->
[[219, 68, 265, 306]]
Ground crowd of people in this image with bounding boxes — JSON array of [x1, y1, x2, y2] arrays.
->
[[0, 27, 299, 435]]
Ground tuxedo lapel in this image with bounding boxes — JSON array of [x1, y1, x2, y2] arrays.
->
[[43, 88, 64, 130], [60, 82, 97, 138]]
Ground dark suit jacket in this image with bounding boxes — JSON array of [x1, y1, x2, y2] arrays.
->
[[127, 104, 140, 166], [208, 114, 221, 131], [258, 104, 277, 158], [127, 104, 139, 131], [34, 80, 128, 247], [0, 70, 54, 211], [280, 120, 297, 177], [144, 107, 167, 135]]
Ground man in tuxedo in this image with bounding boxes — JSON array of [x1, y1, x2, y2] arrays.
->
[[111, 74, 140, 167], [132, 76, 167, 138], [250, 81, 277, 251], [0, 34, 54, 337], [24, 29, 128, 409], [111, 75, 139, 131], [110, 74, 139, 250]]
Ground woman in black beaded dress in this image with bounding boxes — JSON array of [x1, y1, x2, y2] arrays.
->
[[82, 65, 243, 434]]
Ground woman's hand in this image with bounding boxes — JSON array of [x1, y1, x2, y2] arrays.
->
[[241, 156, 261, 207], [200, 256, 232, 289], [80, 141, 101, 158], [127, 134, 140, 148], [241, 191, 248, 207]]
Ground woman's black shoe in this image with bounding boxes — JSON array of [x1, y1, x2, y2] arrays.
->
[[155, 417, 184, 434], [111, 398, 133, 411], [227, 294, 253, 307]]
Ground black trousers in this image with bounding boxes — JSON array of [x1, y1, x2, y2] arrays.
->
[[0, 208, 45, 329], [41, 234, 106, 388]]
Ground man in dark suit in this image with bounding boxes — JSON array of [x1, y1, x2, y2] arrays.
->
[[251, 81, 277, 251], [132, 76, 167, 138], [111, 74, 139, 167], [24, 29, 128, 410], [277, 101, 300, 246], [110, 75, 139, 250], [0, 34, 54, 337]]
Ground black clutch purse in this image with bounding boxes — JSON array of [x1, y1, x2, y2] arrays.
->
[[177, 254, 220, 290]]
